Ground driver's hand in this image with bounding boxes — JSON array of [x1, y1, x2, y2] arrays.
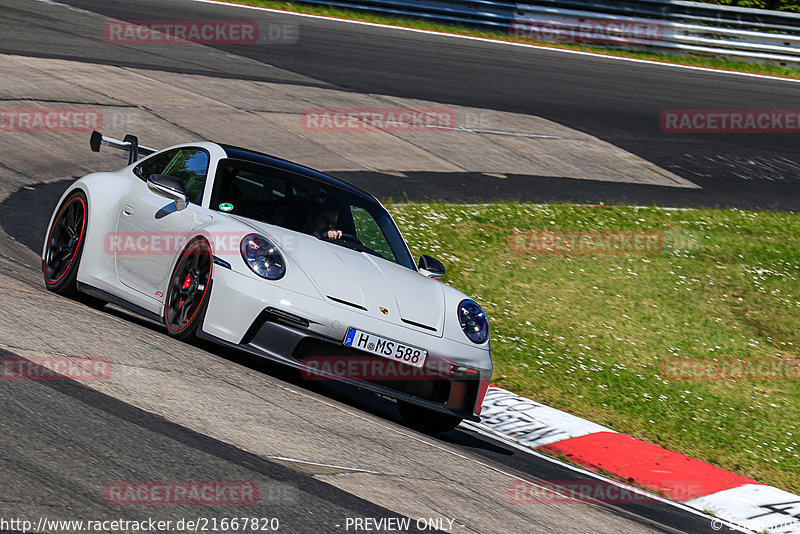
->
[[326, 230, 342, 240]]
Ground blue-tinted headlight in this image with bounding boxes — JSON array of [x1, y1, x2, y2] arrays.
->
[[240, 234, 285, 280], [458, 299, 489, 344]]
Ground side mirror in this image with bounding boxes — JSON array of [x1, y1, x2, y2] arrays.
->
[[148, 174, 187, 211], [418, 254, 445, 279]]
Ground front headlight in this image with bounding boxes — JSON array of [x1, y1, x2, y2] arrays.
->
[[458, 299, 489, 344], [240, 234, 285, 280]]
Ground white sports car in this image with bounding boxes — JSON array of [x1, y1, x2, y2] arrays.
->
[[42, 131, 492, 432]]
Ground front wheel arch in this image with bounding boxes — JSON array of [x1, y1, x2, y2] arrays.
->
[[163, 238, 214, 341]]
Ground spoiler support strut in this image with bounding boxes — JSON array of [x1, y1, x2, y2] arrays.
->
[[90, 130, 156, 164]]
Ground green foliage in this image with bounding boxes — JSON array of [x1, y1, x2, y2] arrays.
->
[[711, 0, 800, 12], [390, 202, 800, 493]]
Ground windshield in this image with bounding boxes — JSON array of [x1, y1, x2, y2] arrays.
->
[[209, 159, 415, 270]]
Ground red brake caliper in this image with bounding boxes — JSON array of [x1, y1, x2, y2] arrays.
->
[[179, 274, 192, 308]]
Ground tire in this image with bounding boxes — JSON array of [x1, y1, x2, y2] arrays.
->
[[42, 190, 107, 308], [43, 191, 86, 295], [397, 401, 463, 434], [164, 240, 213, 341]]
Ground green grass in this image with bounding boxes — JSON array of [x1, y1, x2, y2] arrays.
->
[[388, 202, 800, 494], [224, 0, 800, 79]]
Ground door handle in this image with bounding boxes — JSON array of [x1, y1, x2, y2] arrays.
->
[[122, 205, 135, 216]]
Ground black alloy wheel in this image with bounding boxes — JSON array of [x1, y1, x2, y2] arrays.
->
[[165, 241, 212, 340], [44, 192, 87, 294]]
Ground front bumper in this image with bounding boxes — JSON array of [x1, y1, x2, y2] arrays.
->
[[200, 265, 492, 420]]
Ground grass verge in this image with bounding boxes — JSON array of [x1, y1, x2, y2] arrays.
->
[[221, 0, 800, 79], [388, 202, 800, 494]]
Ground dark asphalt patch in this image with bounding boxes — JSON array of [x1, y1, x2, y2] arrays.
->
[[336, 171, 800, 211], [1, 180, 71, 256]]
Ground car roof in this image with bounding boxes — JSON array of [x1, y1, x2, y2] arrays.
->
[[219, 144, 376, 202]]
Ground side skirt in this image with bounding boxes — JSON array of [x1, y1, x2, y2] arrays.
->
[[77, 282, 163, 324]]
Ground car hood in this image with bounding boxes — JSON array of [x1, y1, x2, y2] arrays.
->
[[235, 218, 446, 336]]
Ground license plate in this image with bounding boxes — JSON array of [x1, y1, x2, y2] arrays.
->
[[343, 327, 428, 368]]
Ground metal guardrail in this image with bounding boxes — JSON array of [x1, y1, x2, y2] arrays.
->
[[292, 0, 800, 66], [517, 0, 800, 34]]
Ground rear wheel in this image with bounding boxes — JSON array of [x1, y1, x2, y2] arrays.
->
[[164, 240, 212, 341], [397, 401, 463, 434], [42, 191, 106, 308], [43, 192, 83, 290]]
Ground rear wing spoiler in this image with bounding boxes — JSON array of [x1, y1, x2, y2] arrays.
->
[[90, 130, 157, 165]]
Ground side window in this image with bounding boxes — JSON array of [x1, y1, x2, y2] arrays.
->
[[209, 161, 288, 219], [133, 149, 179, 182], [351, 206, 396, 262], [163, 149, 210, 205], [134, 148, 210, 205]]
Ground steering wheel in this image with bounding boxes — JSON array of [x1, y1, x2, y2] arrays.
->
[[321, 231, 357, 241], [338, 233, 360, 244]]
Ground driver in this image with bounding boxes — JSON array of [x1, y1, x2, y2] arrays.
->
[[305, 206, 342, 240]]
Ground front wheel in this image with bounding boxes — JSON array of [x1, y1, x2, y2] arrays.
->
[[164, 240, 212, 341], [397, 401, 463, 434]]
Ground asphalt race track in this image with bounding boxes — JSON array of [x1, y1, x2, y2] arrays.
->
[[0, 0, 789, 532], [0, 347, 432, 532], [6, 0, 800, 209]]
